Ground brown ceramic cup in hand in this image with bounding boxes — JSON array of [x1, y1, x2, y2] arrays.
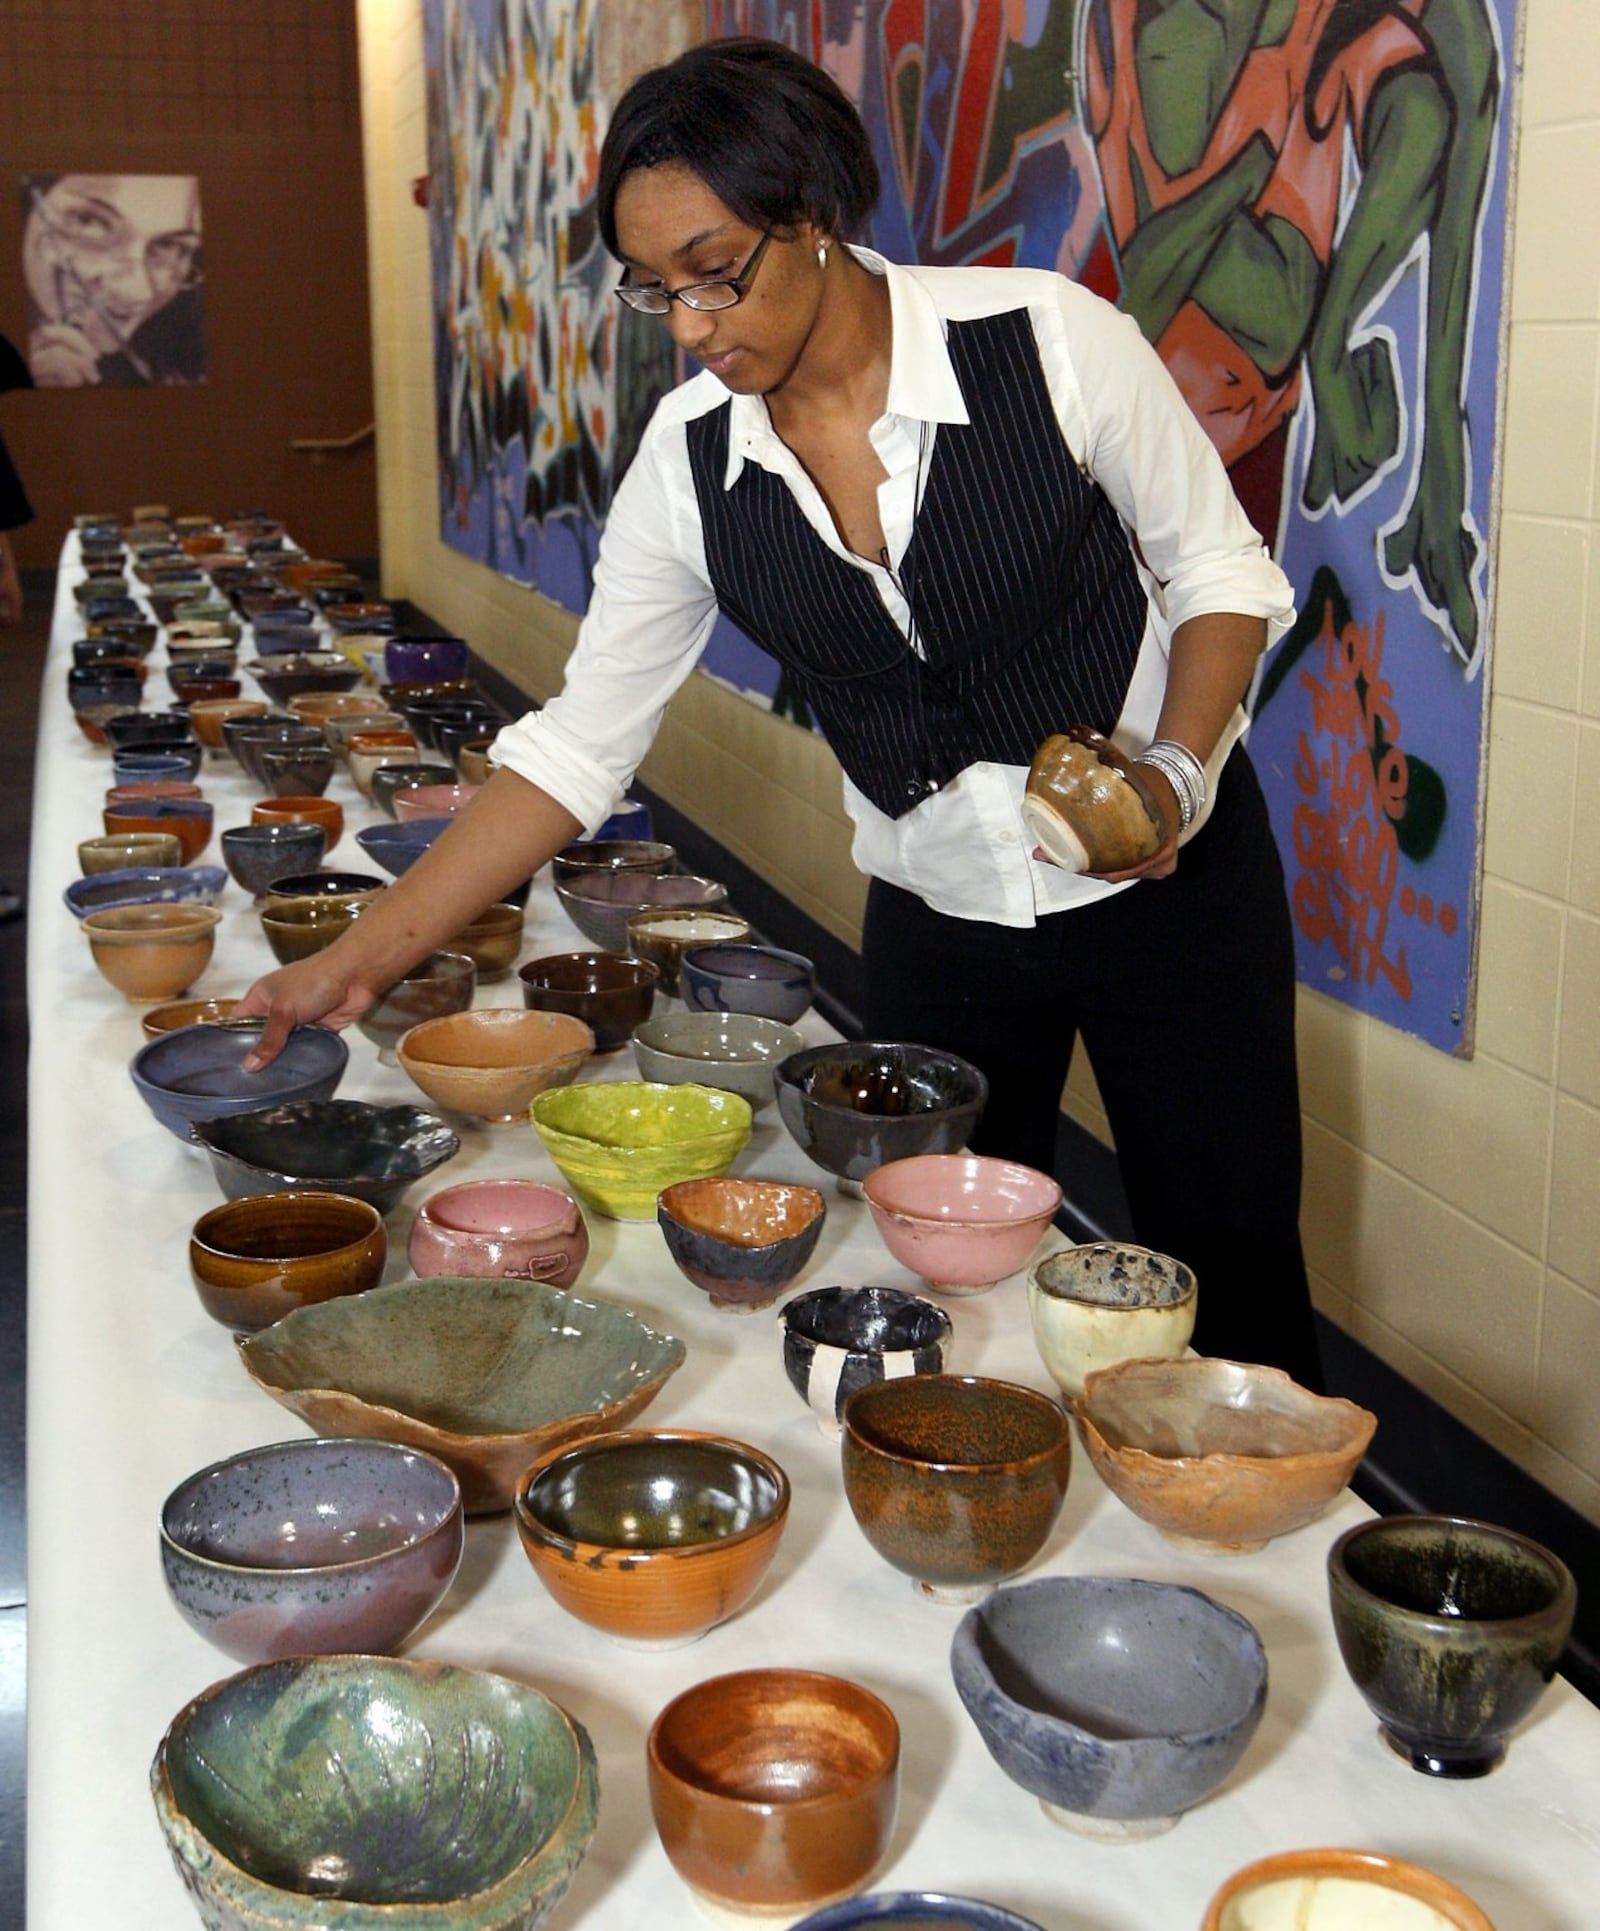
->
[[1022, 726, 1164, 874]]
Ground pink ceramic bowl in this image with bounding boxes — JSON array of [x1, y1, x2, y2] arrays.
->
[[862, 1154, 1063, 1296], [408, 1180, 590, 1288], [393, 782, 481, 823]]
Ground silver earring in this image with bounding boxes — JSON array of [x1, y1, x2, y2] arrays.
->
[[816, 239, 829, 268]]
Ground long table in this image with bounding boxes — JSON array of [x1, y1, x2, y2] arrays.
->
[[26, 539, 1600, 1929]]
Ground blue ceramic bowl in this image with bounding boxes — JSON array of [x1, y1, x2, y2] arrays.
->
[[112, 743, 203, 784], [681, 942, 816, 1023], [355, 817, 451, 878], [192, 1099, 462, 1216], [590, 798, 653, 842], [252, 625, 321, 656], [160, 1437, 464, 1664], [69, 673, 142, 715], [793, 1896, 1047, 1931], [220, 822, 329, 897], [950, 1576, 1268, 1839], [130, 1022, 349, 1142], [64, 866, 227, 919], [385, 635, 471, 684]]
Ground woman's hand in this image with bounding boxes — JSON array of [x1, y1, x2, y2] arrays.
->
[[233, 948, 381, 1072]]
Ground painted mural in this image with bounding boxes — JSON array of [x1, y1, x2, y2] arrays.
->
[[423, 0, 1517, 1052]]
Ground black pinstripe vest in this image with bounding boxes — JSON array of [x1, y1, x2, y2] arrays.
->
[[685, 306, 1149, 817]]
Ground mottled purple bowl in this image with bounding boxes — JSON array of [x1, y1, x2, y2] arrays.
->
[[130, 1022, 349, 1142], [385, 635, 471, 684], [219, 822, 329, 898]]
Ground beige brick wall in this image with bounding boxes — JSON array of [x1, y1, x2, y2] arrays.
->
[[356, 0, 1600, 1523]]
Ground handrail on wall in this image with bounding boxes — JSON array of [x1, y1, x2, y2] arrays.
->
[[289, 423, 376, 460]]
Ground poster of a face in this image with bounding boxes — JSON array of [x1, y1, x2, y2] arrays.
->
[[20, 174, 206, 387]]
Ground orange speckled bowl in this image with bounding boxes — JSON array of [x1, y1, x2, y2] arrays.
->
[[1202, 1848, 1495, 1930]]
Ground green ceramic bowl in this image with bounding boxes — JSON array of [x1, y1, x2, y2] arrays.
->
[[530, 1080, 753, 1221], [151, 1655, 598, 1929]]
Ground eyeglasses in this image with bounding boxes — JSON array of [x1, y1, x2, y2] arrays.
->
[[615, 229, 774, 315]]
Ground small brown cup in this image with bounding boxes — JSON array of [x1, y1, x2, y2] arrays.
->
[[188, 1191, 386, 1332]]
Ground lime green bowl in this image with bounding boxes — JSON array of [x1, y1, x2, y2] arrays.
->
[[531, 1081, 753, 1220]]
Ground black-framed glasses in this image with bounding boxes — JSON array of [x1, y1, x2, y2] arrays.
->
[[615, 229, 774, 315]]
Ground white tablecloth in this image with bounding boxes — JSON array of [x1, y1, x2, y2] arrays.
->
[[26, 542, 1600, 1929]]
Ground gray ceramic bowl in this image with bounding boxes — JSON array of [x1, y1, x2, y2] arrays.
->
[[775, 1041, 989, 1185], [160, 1437, 464, 1663], [780, 1285, 953, 1438], [191, 1099, 462, 1214], [631, 1010, 804, 1113], [554, 870, 728, 952], [951, 1575, 1268, 1838], [680, 942, 816, 1023], [151, 1656, 598, 1930], [356, 950, 479, 1064], [220, 821, 328, 897], [129, 1022, 349, 1142]]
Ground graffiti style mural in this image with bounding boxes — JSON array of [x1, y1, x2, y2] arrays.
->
[[423, 0, 1517, 1052]]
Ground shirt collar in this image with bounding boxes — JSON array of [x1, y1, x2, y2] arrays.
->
[[721, 247, 969, 490]]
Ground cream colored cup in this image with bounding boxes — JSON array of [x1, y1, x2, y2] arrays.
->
[[1027, 1241, 1196, 1398]]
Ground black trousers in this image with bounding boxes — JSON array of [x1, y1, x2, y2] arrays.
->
[[861, 750, 1322, 1391]]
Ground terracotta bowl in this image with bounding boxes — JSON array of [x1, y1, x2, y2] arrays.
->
[[649, 1669, 899, 1922], [398, 1007, 592, 1127], [775, 1041, 988, 1187], [188, 1191, 387, 1333], [514, 1430, 789, 1647], [250, 794, 343, 852], [81, 903, 221, 1003], [517, 950, 659, 1055], [170, 673, 242, 706], [103, 797, 213, 864], [656, 1176, 826, 1313], [554, 871, 728, 953], [841, 1374, 1071, 1602], [409, 1179, 589, 1288], [1327, 1513, 1576, 1779], [780, 1286, 952, 1440], [549, 838, 677, 885], [151, 1657, 598, 1930], [1202, 1849, 1497, 1930], [441, 901, 525, 981], [862, 1154, 1062, 1296], [142, 995, 243, 1039], [355, 949, 478, 1064], [624, 908, 754, 996], [680, 940, 816, 1024], [259, 894, 365, 966], [630, 1010, 803, 1113], [530, 1080, 753, 1221], [951, 1575, 1267, 1841], [1027, 1242, 1197, 1398], [191, 1100, 462, 1217], [1073, 1356, 1376, 1553], [235, 1276, 686, 1513]]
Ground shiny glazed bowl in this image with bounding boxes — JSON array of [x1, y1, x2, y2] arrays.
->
[[1073, 1357, 1377, 1552], [656, 1176, 826, 1313], [393, 781, 480, 822], [549, 838, 677, 885], [102, 797, 213, 863], [129, 1022, 348, 1142], [441, 901, 525, 980], [160, 1437, 462, 1661], [188, 1190, 387, 1332], [1027, 1242, 1197, 1398], [191, 1099, 462, 1216], [780, 1286, 952, 1439], [862, 1154, 1062, 1296], [408, 1179, 589, 1288], [369, 760, 455, 817], [648, 1669, 900, 1922], [356, 949, 478, 1064], [398, 1008, 592, 1126], [235, 1276, 686, 1513], [530, 1080, 753, 1221], [624, 908, 753, 996], [219, 820, 328, 897], [555, 870, 728, 952], [81, 903, 221, 1003], [775, 1041, 988, 1186], [355, 815, 449, 878], [141, 995, 242, 1039], [680, 940, 817, 1023], [792, 1897, 1047, 1931], [259, 894, 365, 965], [151, 1656, 598, 1930], [514, 1430, 790, 1647], [517, 950, 659, 1054], [64, 865, 226, 919], [631, 1010, 805, 1113], [250, 793, 343, 852], [1201, 1849, 1497, 1930], [77, 831, 184, 873]]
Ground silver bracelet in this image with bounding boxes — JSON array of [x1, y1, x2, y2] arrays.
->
[[1133, 739, 1207, 833]]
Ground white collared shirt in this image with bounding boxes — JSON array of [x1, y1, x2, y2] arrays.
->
[[492, 250, 1294, 925]]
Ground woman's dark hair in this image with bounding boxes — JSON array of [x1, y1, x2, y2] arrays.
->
[[598, 38, 880, 257]]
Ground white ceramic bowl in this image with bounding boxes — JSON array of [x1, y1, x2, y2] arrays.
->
[[1026, 1242, 1196, 1397]]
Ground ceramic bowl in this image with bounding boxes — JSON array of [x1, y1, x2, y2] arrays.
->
[[517, 950, 660, 1054], [188, 1189, 387, 1333], [347, 736, 422, 798], [840, 1374, 1072, 1602], [216, 707, 291, 768], [151, 1656, 598, 1929], [398, 693, 491, 750], [549, 838, 677, 885], [370, 760, 456, 817], [1201, 1849, 1497, 1930], [250, 794, 343, 851], [409, 1179, 589, 1288], [230, 719, 326, 786], [102, 797, 213, 863], [129, 1022, 348, 1142], [393, 781, 481, 822], [112, 742, 203, 784], [441, 901, 525, 980], [1027, 1242, 1198, 1398], [142, 995, 243, 1038], [261, 870, 385, 911], [64, 865, 226, 919], [515, 1430, 789, 1647], [260, 743, 338, 797], [555, 870, 728, 952], [103, 777, 202, 808], [192, 1100, 462, 1216], [325, 709, 407, 757], [356, 950, 478, 1064], [259, 894, 366, 965], [236, 1276, 686, 1513], [630, 1009, 804, 1112], [73, 701, 141, 748], [247, 653, 363, 703], [780, 1286, 953, 1439], [680, 941, 817, 1023], [456, 737, 494, 785], [862, 1154, 1062, 1296], [792, 1897, 1047, 1931], [648, 1669, 900, 1922], [169, 673, 243, 706], [590, 798, 653, 841], [435, 711, 507, 772], [77, 831, 184, 873], [385, 635, 472, 683], [775, 1042, 989, 1187], [81, 903, 221, 1002], [530, 1080, 753, 1221], [398, 1008, 592, 1126], [656, 1176, 826, 1313], [1327, 1513, 1576, 1778], [1073, 1357, 1377, 1552], [625, 908, 754, 996], [951, 1575, 1268, 1839], [287, 690, 390, 726], [219, 820, 329, 897], [355, 815, 450, 878]]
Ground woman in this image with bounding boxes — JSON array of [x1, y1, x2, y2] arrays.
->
[[240, 38, 1319, 1388]]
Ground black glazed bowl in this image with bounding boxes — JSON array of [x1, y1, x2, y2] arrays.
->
[[780, 1285, 952, 1437], [192, 1100, 462, 1216], [774, 1041, 989, 1185], [1327, 1513, 1576, 1778], [102, 709, 192, 752]]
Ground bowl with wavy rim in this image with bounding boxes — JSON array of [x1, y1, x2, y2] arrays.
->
[[236, 1275, 687, 1513], [680, 940, 817, 1023], [630, 1010, 804, 1112], [192, 1099, 462, 1216], [951, 1575, 1267, 1840], [517, 950, 660, 1055], [188, 1190, 388, 1333], [82, 903, 221, 1002], [1201, 1848, 1497, 1930], [780, 1285, 953, 1439], [554, 870, 728, 953], [1327, 1513, 1575, 1779], [1073, 1356, 1376, 1553], [409, 1179, 588, 1288], [1027, 1242, 1198, 1398], [220, 821, 328, 898], [64, 865, 226, 919], [356, 950, 478, 1064], [515, 1429, 789, 1647], [398, 1008, 592, 1127], [792, 1895, 1048, 1931], [439, 901, 525, 980], [77, 831, 184, 873], [863, 1154, 1063, 1296], [130, 1021, 348, 1142], [625, 908, 754, 996], [151, 1655, 598, 1930], [549, 838, 677, 886], [531, 1080, 753, 1221], [775, 1041, 989, 1188], [656, 1176, 826, 1313]]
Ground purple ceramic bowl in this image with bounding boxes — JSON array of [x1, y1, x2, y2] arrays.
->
[[385, 636, 471, 685], [554, 872, 728, 953], [130, 1021, 349, 1142], [680, 943, 816, 1024]]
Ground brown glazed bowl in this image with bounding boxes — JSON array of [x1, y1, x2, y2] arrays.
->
[[1202, 1848, 1497, 1930], [625, 908, 754, 997], [514, 1430, 790, 1648], [397, 1008, 593, 1126], [841, 1375, 1072, 1602], [259, 894, 365, 966], [1072, 1357, 1376, 1553], [441, 901, 526, 981], [188, 1191, 387, 1333], [548, 838, 678, 886], [187, 697, 269, 754], [77, 831, 184, 874], [1021, 728, 1162, 874], [141, 995, 243, 1039], [516, 950, 659, 1054], [648, 1669, 900, 1921], [81, 903, 221, 1002]]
